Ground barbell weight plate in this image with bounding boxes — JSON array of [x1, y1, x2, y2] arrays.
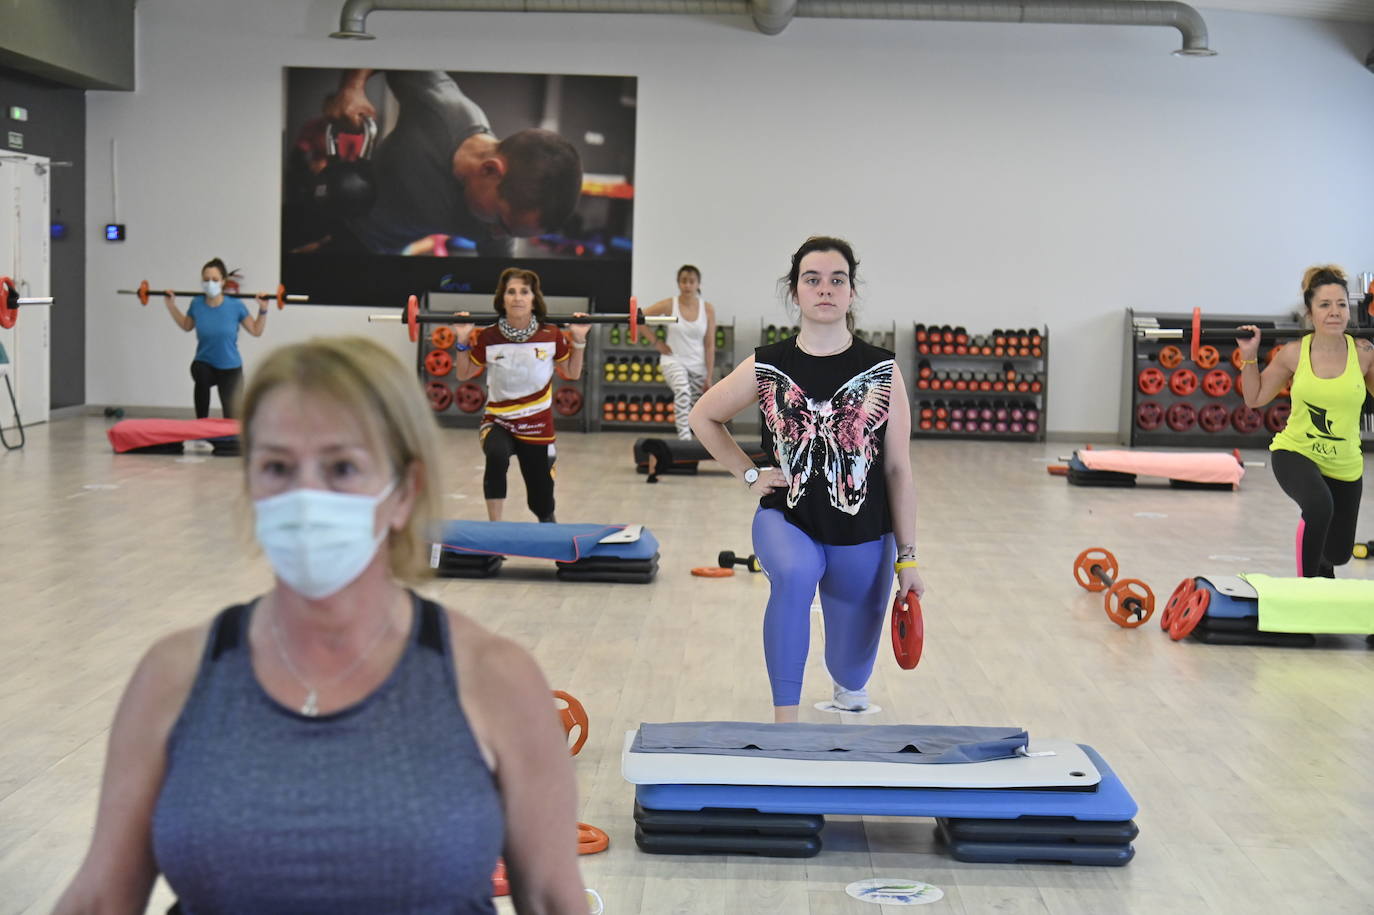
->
[[406, 294, 419, 344], [1230, 347, 1243, 370], [491, 860, 509, 897], [455, 382, 485, 413], [1072, 547, 1117, 592], [629, 295, 639, 344], [1195, 344, 1220, 370], [138, 279, 150, 306], [424, 349, 453, 377], [1161, 577, 1195, 631], [1231, 405, 1263, 434], [1104, 578, 1155, 628], [1165, 402, 1197, 431], [1157, 345, 1184, 369], [430, 326, 457, 350], [0, 277, 15, 329], [1136, 401, 1164, 430], [1202, 369, 1232, 398], [1264, 402, 1291, 433], [552, 690, 589, 756], [1168, 586, 1211, 641], [1137, 367, 1166, 395], [890, 590, 924, 670], [1190, 306, 1202, 365], [1198, 403, 1230, 433], [424, 380, 452, 412], [1169, 368, 1198, 396], [691, 566, 735, 577], [553, 386, 584, 416]]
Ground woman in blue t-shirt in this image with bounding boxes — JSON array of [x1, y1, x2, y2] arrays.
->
[[162, 257, 269, 418]]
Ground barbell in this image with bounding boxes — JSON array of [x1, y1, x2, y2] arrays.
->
[[0, 277, 54, 329], [1135, 307, 1374, 366], [369, 295, 676, 344], [118, 279, 307, 309], [1071, 547, 1155, 628]]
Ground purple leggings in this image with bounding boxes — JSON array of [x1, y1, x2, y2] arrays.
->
[[752, 508, 895, 707]]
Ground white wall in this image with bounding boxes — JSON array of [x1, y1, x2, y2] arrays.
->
[[84, 0, 1374, 435]]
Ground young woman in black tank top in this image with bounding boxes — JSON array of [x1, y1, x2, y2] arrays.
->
[[692, 237, 925, 723]]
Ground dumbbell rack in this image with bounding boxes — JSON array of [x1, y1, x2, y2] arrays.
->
[[1122, 308, 1291, 449], [589, 322, 736, 432], [912, 324, 1048, 442], [417, 292, 594, 432]]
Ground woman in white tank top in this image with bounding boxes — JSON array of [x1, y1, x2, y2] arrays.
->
[[643, 265, 717, 439]]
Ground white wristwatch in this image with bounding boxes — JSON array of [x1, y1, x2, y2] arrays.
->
[[743, 467, 761, 486]]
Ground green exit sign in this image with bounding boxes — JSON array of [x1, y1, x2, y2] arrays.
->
[[8, 106, 27, 121]]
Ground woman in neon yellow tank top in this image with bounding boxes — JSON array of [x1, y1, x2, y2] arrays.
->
[[1237, 265, 1374, 577]]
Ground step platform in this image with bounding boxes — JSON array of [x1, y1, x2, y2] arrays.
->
[[634, 825, 822, 858], [633, 437, 769, 479], [634, 744, 1135, 822], [1189, 577, 1316, 646], [431, 521, 659, 583], [633, 801, 825, 857], [935, 820, 1135, 866]]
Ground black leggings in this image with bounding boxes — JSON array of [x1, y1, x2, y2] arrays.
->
[[190, 361, 243, 419], [481, 424, 556, 521], [1271, 449, 1363, 577]]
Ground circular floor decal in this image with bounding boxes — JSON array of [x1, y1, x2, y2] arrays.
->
[[845, 878, 944, 905]]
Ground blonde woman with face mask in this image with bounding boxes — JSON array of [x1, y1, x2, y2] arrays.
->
[[54, 337, 590, 915]]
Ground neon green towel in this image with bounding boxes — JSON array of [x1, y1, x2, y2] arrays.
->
[[1240, 573, 1374, 634]]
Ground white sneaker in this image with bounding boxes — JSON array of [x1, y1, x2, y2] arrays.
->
[[832, 683, 870, 711]]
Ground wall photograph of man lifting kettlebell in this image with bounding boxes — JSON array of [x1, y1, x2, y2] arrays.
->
[[281, 67, 636, 310]]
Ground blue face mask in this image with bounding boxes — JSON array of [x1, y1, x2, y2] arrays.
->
[[253, 480, 397, 600], [203, 280, 222, 298]]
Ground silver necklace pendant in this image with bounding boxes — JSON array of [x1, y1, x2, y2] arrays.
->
[[301, 689, 319, 717]]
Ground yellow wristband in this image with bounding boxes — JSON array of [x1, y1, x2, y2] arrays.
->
[[894, 560, 920, 572], [1239, 359, 1258, 366]]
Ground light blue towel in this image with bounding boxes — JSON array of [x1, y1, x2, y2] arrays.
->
[[635, 722, 1028, 765]]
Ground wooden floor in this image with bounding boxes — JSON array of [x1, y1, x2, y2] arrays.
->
[[2, 417, 1372, 914]]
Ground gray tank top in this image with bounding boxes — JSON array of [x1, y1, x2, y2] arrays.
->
[[152, 595, 503, 914]]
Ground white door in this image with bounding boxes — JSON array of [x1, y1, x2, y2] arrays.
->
[[0, 152, 52, 432]]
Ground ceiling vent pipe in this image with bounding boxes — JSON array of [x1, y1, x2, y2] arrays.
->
[[330, 0, 1216, 56]]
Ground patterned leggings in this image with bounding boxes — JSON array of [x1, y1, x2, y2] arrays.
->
[[661, 359, 706, 440]]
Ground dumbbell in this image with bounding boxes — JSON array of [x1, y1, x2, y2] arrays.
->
[[1353, 540, 1373, 560], [1071, 547, 1156, 628], [719, 550, 763, 573]]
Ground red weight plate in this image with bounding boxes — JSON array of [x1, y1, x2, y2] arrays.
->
[[275, 284, 288, 310], [1168, 586, 1211, 641], [1104, 578, 1155, 628], [1266, 344, 1283, 365], [1202, 369, 1232, 398], [890, 590, 924, 669], [1166, 402, 1197, 431], [553, 386, 584, 416], [1157, 345, 1183, 369], [425, 349, 453, 377], [455, 382, 486, 413], [552, 690, 589, 756], [628, 295, 639, 344], [0, 277, 15, 329], [424, 380, 452, 412], [1161, 577, 1195, 631], [492, 860, 509, 897], [1136, 401, 1164, 430], [1195, 345, 1220, 370], [1265, 402, 1291, 433], [407, 294, 419, 344], [1230, 347, 1243, 370], [1231, 405, 1262, 434], [431, 326, 457, 350], [1169, 368, 1198, 396], [1190, 306, 1202, 365], [1072, 547, 1118, 592], [691, 566, 735, 577], [1137, 367, 1166, 395], [136, 279, 151, 306], [1198, 403, 1230, 433]]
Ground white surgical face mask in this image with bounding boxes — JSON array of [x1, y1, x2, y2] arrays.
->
[[254, 479, 397, 600], [203, 279, 222, 298]]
